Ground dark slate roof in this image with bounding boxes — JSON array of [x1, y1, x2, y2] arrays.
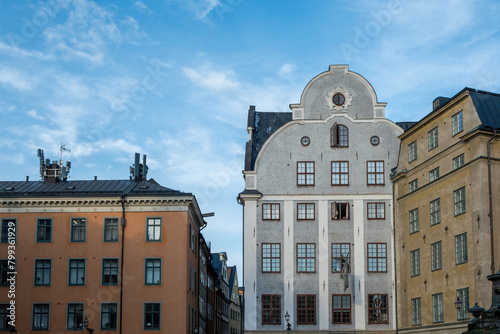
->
[[396, 122, 418, 132], [245, 108, 292, 171], [0, 179, 189, 198], [469, 89, 500, 130], [228, 265, 236, 290]]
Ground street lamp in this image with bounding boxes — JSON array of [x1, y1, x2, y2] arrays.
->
[[83, 317, 95, 334], [285, 311, 291, 331], [455, 297, 462, 310]]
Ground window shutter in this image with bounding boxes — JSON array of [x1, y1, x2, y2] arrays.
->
[[333, 202, 338, 219], [346, 203, 350, 219], [331, 123, 338, 147]]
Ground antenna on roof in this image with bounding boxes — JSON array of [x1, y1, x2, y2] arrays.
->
[[37, 146, 71, 183], [130, 153, 148, 182]]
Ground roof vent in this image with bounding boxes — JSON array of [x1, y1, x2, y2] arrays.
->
[[139, 185, 148, 189], [3, 187, 14, 191], [65, 186, 75, 190]]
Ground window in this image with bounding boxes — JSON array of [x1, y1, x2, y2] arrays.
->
[[297, 203, 315, 220], [429, 167, 440, 182], [368, 294, 388, 324], [33, 303, 50, 330], [297, 295, 316, 324], [0, 304, 14, 330], [0, 260, 8, 286], [261, 295, 280, 325], [428, 127, 439, 150], [297, 162, 315, 186], [70, 218, 86, 242], [69, 259, 85, 286], [104, 218, 119, 242], [332, 243, 350, 273], [297, 243, 315, 273], [262, 203, 280, 220], [332, 294, 351, 324], [367, 161, 384, 185], [457, 288, 470, 320], [454, 187, 466, 216], [453, 154, 465, 170], [101, 303, 118, 330], [367, 202, 385, 220], [332, 202, 349, 220], [410, 249, 420, 277], [431, 241, 442, 271], [432, 293, 444, 323], [411, 297, 421, 326], [409, 179, 418, 193], [146, 218, 161, 241], [145, 258, 161, 285], [1, 219, 15, 243], [408, 141, 417, 162], [67, 303, 84, 330], [367, 243, 387, 272], [35, 259, 51, 286], [144, 303, 161, 329], [37, 218, 52, 242], [262, 244, 280, 273], [331, 161, 349, 185], [430, 198, 441, 226], [102, 259, 119, 285], [409, 208, 419, 234], [452, 110, 463, 136], [455, 233, 468, 265], [331, 123, 349, 147]]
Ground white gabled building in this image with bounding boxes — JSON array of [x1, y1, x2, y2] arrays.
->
[[238, 65, 404, 333]]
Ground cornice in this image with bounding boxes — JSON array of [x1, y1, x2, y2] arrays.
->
[[0, 197, 192, 208]]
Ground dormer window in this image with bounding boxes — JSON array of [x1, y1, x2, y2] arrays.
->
[[331, 123, 349, 147]]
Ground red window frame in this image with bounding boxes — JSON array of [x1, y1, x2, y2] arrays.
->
[[262, 294, 281, 325], [367, 243, 387, 273], [332, 294, 352, 324], [297, 294, 316, 324], [368, 294, 389, 324], [331, 161, 349, 186], [367, 161, 385, 185], [297, 203, 315, 220], [332, 202, 349, 220], [367, 202, 385, 220], [297, 161, 315, 186], [297, 243, 316, 273], [331, 123, 349, 148], [262, 203, 280, 220], [262, 243, 281, 273], [331, 243, 350, 273]]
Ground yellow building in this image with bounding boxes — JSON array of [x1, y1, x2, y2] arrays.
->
[[392, 88, 500, 333]]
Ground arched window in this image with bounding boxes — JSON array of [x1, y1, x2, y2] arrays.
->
[[331, 123, 349, 147]]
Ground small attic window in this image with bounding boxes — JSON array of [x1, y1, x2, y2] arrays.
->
[[139, 185, 149, 189], [65, 186, 75, 190], [3, 187, 14, 191]]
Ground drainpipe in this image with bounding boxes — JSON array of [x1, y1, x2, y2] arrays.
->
[[487, 129, 497, 274], [392, 180, 399, 334], [119, 194, 127, 334]]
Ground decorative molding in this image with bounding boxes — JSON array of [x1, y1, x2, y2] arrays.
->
[[325, 86, 353, 112]]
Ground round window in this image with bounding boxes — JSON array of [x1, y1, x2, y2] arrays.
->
[[333, 93, 345, 106], [370, 136, 380, 146], [301, 136, 310, 146]]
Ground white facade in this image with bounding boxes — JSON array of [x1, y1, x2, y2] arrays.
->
[[240, 65, 403, 332]]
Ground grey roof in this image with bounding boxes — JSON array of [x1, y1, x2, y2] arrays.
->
[[0, 179, 189, 198], [245, 108, 292, 171], [396, 122, 418, 132], [469, 89, 500, 130], [228, 265, 237, 290]]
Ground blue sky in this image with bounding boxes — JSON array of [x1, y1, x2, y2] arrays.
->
[[1, 0, 500, 270]]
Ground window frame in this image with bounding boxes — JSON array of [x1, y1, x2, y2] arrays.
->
[[297, 294, 316, 325], [36, 218, 52, 243], [70, 218, 86, 243], [67, 303, 84, 330], [297, 243, 316, 273], [428, 127, 439, 151], [429, 167, 440, 182], [332, 202, 349, 220], [331, 123, 349, 148], [144, 302, 161, 330], [0, 304, 14, 330], [408, 141, 417, 163], [332, 243, 350, 273], [103, 218, 119, 242], [102, 258, 119, 286], [411, 297, 421, 326], [368, 294, 389, 324], [332, 294, 351, 324], [430, 198, 441, 226], [297, 161, 315, 186], [367, 202, 385, 220], [100, 302, 118, 330], [32, 303, 50, 331], [297, 203, 315, 220], [261, 294, 281, 325], [453, 153, 465, 170], [262, 203, 280, 221], [432, 293, 444, 323], [0, 219, 16, 244], [331, 161, 349, 186], [367, 161, 385, 185], [68, 259, 86, 286], [431, 241, 442, 271], [457, 288, 470, 320], [0, 260, 8, 286], [262, 243, 281, 273], [367, 243, 387, 273], [409, 208, 419, 234], [454, 186, 466, 216], [452, 110, 463, 136], [455, 233, 468, 265], [409, 179, 418, 193], [146, 217, 162, 242], [410, 249, 420, 277], [145, 258, 162, 285], [34, 259, 52, 286]]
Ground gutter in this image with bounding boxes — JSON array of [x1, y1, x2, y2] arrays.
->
[[119, 194, 126, 334], [487, 128, 497, 274]]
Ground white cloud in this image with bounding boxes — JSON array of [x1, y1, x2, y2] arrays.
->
[[278, 63, 297, 77], [183, 65, 240, 91], [133, 1, 152, 13], [26, 109, 44, 120], [0, 66, 34, 91], [166, 0, 220, 19], [0, 41, 53, 60]]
